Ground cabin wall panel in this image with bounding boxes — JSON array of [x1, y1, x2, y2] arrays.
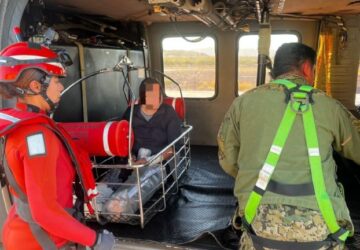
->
[[329, 16, 360, 109], [143, 20, 319, 145]]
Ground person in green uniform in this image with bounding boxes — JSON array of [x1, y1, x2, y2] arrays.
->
[[217, 43, 360, 250]]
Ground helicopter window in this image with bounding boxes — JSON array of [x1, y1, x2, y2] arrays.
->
[[237, 34, 299, 95], [162, 36, 216, 98]]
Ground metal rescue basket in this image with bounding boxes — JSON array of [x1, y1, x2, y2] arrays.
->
[[87, 123, 192, 228], [58, 57, 192, 228]]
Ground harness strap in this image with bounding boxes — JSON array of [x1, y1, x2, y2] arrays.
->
[[42, 124, 88, 204], [15, 196, 81, 250], [244, 101, 299, 224], [242, 79, 349, 246], [43, 124, 89, 219], [267, 179, 314, 196], [1, 131, 86, 249], [1, 139, 26, 201], [14, 197, 57, 250], [302, 104, 350, 241], [1, 138, 58, 250], [39, 76, 58, 113]]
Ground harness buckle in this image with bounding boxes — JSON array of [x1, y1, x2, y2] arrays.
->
[[290, 92, 310, 113], [241, 217, 255, 234], [327, 227, 348, 244]]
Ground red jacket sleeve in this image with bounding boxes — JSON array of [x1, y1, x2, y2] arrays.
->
[[11, 125, 97, 246]]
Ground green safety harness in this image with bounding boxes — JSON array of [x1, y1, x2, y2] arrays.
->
[[242, 79, 350, 250]]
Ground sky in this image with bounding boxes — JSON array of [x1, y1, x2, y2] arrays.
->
[[162, 34, 298, 56], [238, 34, 298, 50], [162, 36, 215, 51], [239, 34, 298, 57]]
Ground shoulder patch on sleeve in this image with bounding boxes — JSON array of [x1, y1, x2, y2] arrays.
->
[[26, 132, 46, 157]]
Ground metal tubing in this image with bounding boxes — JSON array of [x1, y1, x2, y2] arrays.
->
[[73, 41, 88, 122], [256, 54, 267, 86], [135, 167, 145, 228], [61, 68, 122, 97], [256, 5, 271, 86]]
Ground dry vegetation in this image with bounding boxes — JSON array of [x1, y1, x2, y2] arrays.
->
[[163, 51, 259, 95], [163, 52, 360, 97]]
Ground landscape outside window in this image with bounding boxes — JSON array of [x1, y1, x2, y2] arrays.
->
[[162, 36, 216, 98], [238, 34, 299, 95], [356, 60, 360, 106]]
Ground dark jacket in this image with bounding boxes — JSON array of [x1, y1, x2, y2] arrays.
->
[[123, 103, 182, 155]]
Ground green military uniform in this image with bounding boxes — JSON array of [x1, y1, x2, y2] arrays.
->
[[218, 74, 360, 249]]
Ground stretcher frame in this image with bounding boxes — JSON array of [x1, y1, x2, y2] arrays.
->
[[86, 125, 192, 228]]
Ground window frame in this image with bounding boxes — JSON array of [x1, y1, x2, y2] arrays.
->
[[160, 34, 219, 100], [356, 59, 360, 106], [236, 31, 302, 96]]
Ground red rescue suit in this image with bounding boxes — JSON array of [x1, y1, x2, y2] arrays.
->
[[1, 103, 97, 249]]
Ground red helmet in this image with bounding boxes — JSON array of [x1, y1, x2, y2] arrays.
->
[[0, 42, 67, 83]]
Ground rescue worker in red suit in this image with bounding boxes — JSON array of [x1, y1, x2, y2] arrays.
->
[[0, 42, 115, 250]]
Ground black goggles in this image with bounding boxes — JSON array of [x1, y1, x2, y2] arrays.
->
[[53, 48, 73, 67]]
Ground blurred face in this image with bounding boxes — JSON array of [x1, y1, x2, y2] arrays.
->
[[45, 76, 64, 108], [144, 83, 161, 110]]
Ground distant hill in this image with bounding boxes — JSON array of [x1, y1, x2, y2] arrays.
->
[[164, 50, 262, 66], [239, 48, 277, 57], [163, 50, 215, 66], [163, 50, 213, 57], [165, 48, 278, 58]]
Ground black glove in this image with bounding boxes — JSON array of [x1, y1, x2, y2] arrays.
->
[[93, 230, 115, 250]]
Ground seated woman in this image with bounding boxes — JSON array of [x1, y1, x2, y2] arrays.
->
[[101, 77, 182, 217], [123, 77, 182, 164]]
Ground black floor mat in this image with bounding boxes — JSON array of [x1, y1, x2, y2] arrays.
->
[[89, 146, 237, 248], [89, 146, 360, 249]]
